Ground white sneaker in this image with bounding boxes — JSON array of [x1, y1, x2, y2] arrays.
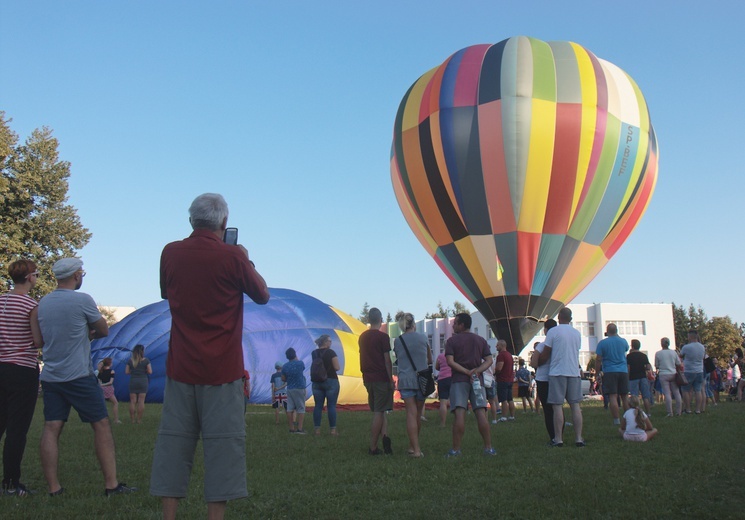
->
[[498, 417, 508, 422], [507, 416, 515, 421], [491, 419, 498, 424], [613, 418, 620, 425]]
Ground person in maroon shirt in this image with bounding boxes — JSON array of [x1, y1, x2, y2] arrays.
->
[[358, 307, 394, 455], [150, 193, 269, 520], [495, 339, 516, 421], [444, 313, 495, 457]]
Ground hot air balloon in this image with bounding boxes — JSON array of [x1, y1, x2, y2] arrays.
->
[[90, 288, 369, 404], [391, 36, 658, 353]]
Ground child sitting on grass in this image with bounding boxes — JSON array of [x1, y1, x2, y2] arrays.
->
[[619, 395, 657, 442]]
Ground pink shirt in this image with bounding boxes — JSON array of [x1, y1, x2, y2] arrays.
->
[[436, 353, 452, 379]]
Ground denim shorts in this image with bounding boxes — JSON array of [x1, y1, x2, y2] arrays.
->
[[685, 371, 704, 392], [399, 387, 425, 401], [629, 378, 652, 401], [41, 374, 108, 423]]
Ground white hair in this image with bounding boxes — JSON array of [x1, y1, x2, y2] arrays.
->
[[189, 193, 229, 231]]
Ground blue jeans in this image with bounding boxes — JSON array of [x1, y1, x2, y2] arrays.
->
[[312, 378, 340, 429]]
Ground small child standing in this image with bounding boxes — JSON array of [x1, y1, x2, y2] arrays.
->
[[97, 357, 121, 424], [270, 362, 288, 425], [619, 395, 657, 442]]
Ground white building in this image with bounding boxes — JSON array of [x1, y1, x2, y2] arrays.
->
[[409, 303, 675, 371]]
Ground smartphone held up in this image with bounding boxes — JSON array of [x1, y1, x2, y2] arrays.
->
[[223, 227, 238, 245]]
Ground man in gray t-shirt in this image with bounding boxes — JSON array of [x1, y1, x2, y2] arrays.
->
[[36, 258, 135, 497], [680, 330, 706, 414]]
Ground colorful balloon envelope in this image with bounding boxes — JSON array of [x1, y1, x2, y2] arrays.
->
[[391, 36, 658, 353]]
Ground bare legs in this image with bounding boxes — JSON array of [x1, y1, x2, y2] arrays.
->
[[40, 421, 64, 494], [162, 497, 227, 520], [106, 395, 120, 423], [404, 396, 424, 456], [370, 411, 387, 451], [40, 418, 118, 493], [451, 407, 492, 452], [438, 399, 449, 427], [607, 393, 629, 421], [552, 403, 583, 444], [129, 393, 146, 424]]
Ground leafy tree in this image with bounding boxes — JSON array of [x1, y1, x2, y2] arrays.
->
[[426, 301, 471, 319], [98, 306, 118, 327], [671, 303, 708, 349], [1, 113, 90, 298], [386, 312, 392, 323], [425, 301, 449, 319], [700, 316, 742, 367], [358, 302, 370, 324], [452, 301, 470, 316]]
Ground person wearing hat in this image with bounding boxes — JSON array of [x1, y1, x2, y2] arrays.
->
[[36, 257, 136, 496], [270, 361, 288, 425]]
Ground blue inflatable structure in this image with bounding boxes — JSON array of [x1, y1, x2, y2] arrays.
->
[[90, 288, 367, 404]]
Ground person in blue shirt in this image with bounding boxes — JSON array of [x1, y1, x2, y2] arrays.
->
[[281, 348, 307, 434], [595, 323, 630, 425]]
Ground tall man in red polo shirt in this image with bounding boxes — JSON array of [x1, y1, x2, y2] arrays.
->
[[150, 193, 269, 520]]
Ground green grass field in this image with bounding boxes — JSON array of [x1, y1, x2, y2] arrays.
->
[[1, 398, 743, 519]]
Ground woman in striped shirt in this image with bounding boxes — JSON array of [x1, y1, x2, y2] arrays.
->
[[0, 259, 43, 497]]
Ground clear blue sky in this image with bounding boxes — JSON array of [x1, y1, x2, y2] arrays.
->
[[2, 1, 744, 324]]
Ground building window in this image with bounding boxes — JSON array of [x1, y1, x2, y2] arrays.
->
[[575, 321, 595, 337], [487, 328, 495, 339], [605, 320, 646, 335]]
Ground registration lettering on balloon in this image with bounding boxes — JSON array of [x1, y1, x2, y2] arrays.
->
[[390, 36, 658, 354]]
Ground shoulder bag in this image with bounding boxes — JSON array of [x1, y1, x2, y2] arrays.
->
[[399, 335, 435, 397]]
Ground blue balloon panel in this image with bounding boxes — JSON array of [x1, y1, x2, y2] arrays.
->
[[91, 288, 356, 404]]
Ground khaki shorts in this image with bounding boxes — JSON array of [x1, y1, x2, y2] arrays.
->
[[365, 381, 393, 413], [150, 378, 247, 502]]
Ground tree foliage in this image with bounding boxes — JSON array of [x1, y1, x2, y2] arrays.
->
[[672, 303, 708, 349], [425, 301, 471, 319], [672, 302, 743, 367], [0, 113, 91, 298], [700, 316, 742, 367], [358, 302, 370, 324]]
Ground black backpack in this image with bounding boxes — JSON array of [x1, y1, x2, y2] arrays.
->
[[310, 350, 328, 383]]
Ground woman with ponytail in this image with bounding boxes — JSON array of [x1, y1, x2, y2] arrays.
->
[[619, 395, 658, 442]]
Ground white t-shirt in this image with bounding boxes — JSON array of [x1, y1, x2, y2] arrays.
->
[[654, 349, 680, 375], [483, 360, 495, 387], [543, 324, 581, 377], [623, 408, 647, 435], [534, 342, 550, 382]]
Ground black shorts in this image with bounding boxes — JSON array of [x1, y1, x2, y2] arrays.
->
[[437, 377, 451, 400], [517, 386, 530, 398]]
